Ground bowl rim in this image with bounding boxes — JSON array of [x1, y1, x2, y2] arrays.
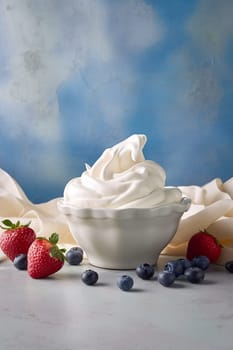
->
[[57, 197, 191, 219]]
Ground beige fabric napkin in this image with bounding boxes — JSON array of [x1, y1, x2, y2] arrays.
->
[[1, 168, 233, 265], [0, 168, 76, 261], [162, 178, 233, 265]]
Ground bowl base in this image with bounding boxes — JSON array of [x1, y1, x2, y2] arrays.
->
[[88, 257, 157, 270]]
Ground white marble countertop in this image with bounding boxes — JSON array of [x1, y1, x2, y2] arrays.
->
[[1, 258, 233, 350]]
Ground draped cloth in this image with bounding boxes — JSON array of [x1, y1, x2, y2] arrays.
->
[[162, 178, 233, 265], [0, 168, 233, 265], [0, 168, 76, 261]]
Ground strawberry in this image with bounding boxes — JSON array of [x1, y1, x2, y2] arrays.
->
[[186, 230, 221, 263], [27, 233, 66, 279], [0, 219, 36, 261]]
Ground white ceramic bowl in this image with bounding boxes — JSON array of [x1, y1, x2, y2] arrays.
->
[[58, 197, 191, 269]]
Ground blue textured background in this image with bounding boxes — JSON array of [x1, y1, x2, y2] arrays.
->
[[0, 0, 232, 203]]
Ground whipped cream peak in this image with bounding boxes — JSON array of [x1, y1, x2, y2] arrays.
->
[[64, 134, 182, 209], [86, 134, 147, 180]]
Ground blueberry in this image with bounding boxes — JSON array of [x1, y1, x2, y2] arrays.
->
[[13, 254, 27, 270], [192, 256, 210, 270], [177, 258, 192, 271], [225, 261, 233, 273], [136, 263, 155, 280], [66, 247, 83, 265], [117, 275, 134, 291], [158, 271, 176, 287], [81, 269, 98, 285], [184, 267, 205, 283], [164, 260, 184, 277]]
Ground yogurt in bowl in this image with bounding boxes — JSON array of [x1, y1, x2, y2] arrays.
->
[[58, 134, 191, 269]]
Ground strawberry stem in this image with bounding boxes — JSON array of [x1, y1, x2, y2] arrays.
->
[[0, 219, 31, 230], [37, 233, 66, 262], [50, 245, 66, 262], [49, 233, 59, 245]]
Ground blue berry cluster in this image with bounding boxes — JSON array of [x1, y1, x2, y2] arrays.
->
[[136, 263, 155, 280], [81, 269, 99, 285], [66, 246, 83, 265], [158, 256, 210, 287], [117, 275, 134, 291], [13, 253, 28, 270], [14, 244, 229, 292]]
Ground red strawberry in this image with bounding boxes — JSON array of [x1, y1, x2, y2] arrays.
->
[[27, 233, 66, 279], [186, 230, 221, 263], [0, 219, 36, 261]]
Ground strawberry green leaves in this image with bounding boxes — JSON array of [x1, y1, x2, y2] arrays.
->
[[0, 219, 31, 230], [50, 245, 66, 262], [36, 233, 66, 262]]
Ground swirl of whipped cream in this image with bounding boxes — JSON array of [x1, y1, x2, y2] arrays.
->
[[64, 134, 182, 208]]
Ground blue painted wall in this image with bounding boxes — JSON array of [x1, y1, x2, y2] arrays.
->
[[0, 0, 232, 202]]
